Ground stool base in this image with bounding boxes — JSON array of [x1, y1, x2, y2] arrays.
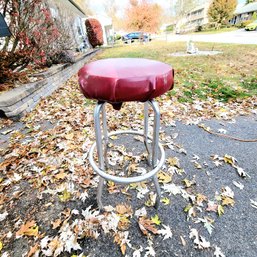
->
[[89, 100, 164, 210]]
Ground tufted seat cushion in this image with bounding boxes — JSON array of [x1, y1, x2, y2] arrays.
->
[[78, 58, 174, 109]]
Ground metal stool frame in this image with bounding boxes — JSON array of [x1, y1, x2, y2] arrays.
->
[[88, 100, 165, 210]]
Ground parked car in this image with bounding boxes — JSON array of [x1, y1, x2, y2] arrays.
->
[[245, 20, 257, 31], [122, 32, 151, 43]]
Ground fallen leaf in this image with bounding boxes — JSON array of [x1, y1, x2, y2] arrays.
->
[[214, 246, 226, 257], [233, 181, 244, 190], [234, 166, 247, 178], [145, 240, 156, 257], [1, 129, 13, 135], [250, 199, 257, 209], [218, 129, 227, 134], [51, 219, 62, 229], [206, 201, 218, 212], [184, 204, 196, 220], [218, 205, 224, 216], [116, 204, 132, 216], [161, 197, 170, 205], [118, 216, 131, 231], [58, 189, 71, 202], [151, 215, 161, 225], [134, 207, 147, 217], [192, 161, 202, 169], [138, 217, 158, 235], [189, 228, 211, 249], [113, 231, 130, 255], [54, 171, 68, 180], [158, 224, 172, 240], [222, 197, 235, 206], [162, 183, 182, 195], [223, 154, 237, 166], [16, 220, 39, 237], [0, 212, 8, 222], [27, 243, 39, 257], [180, 236, 186, 246], [183, 178, 195, 188], [157, 171, 172, 184], [107, 181, 120, 194], [221, 186, 234, 199], [196, 217, 214, 235], [65, 132, 74, 140], [145, 192, 156, 207], [132, 247, 143, 257], [167, 157, 180, 168], [196, 194, 207, 206], [0, 241, 2, 251]]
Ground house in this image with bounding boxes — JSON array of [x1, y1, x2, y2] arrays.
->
[[231, 2, 257, 24], [48, 0, 89, 51], [176, 2, 211, 33], [186, 2, 211, 30]]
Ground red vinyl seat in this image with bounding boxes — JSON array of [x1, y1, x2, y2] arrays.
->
[[78, 58, 174, 110]]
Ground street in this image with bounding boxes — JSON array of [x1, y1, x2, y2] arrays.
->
[[163, 29, 257, 45]]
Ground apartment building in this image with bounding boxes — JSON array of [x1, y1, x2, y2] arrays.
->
[[176, 2, 211, 33]]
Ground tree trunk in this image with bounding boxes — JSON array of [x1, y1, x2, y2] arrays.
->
[[2, 36, 10, 51]]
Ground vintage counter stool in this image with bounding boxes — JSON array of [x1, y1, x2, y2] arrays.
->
[[78, 58, 174, 209]]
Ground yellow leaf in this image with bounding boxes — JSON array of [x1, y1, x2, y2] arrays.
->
[[151, 214, 161, 225], [0, 241, 3, 251], [184, 204, 192, 213], [183, 178, 195, 188], [223, 154, 236, 166], [222, 197, 235, 206], [58, 189, 71, 202], [218, 205, 224, 216], [157, 171, 172, 184], [167, 157, 180, 168], [161, 197, 170, 205], [16, 220, 39, 237]]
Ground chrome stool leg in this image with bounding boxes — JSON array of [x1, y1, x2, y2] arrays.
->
[[94, 102, 105, 210], [149, 100, 162, 208], [102, 103, 109, 169], [144, 102, 151, 165]]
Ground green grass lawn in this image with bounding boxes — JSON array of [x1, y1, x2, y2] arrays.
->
[[95, 41, 257, 103]]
